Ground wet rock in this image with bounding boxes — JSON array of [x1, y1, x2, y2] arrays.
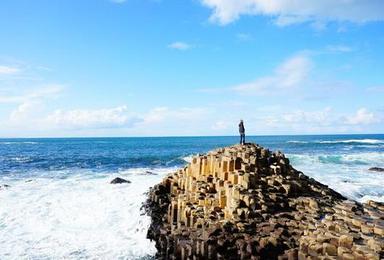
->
[[110, 177, 131, 184], [368, 167, 384, 172], [145, 171, 158, 175], [0, 184, 10, 190]]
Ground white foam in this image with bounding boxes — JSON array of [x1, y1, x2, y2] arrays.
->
[[289, 152, 384, 165], [287, 141, 308, 144], [182, 155, 194, 163], [288, 153, 384, 203], [0, 141, 39, 145], [0, 168, 173, 259], [10, 156, 32, 163], [316, 139, 384, 144]]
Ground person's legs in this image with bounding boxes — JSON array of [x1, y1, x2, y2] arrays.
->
[[240, 133, 245, 144]]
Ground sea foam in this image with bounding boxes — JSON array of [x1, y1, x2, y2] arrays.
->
[[288, 153, 384, 203], [316, 139, 384, 144], [0, 167, 173, 259], [287, 139, 384, 145]]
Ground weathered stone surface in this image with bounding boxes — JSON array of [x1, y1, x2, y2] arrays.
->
[[110, 177, 131, 184], [145, 143, 384, 260]]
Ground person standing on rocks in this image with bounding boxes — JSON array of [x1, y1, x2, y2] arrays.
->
[[239, 120, 245, 145]]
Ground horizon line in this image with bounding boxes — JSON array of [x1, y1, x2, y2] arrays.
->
[[0, 133, 383, 139]]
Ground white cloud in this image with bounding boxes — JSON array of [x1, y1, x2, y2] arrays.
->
[[0, 65, 20, 75], [142, 107, 206, 124], [44, 106, 139, 129], [0, 84, 63, 104], [168, 42, 192, 51], [260, 107, 335, 129], [258, 107, 382, 134], [326, 45, 353, 53], [344, 108, 380, 125], [211, 120, 229, 130], [281, 107, 333, 125], [200, 0, 384, 26], [5, 85, 65, 126], [233, 54, 312, 94]]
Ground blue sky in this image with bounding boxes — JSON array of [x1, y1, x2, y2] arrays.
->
[[0, 0, 383, 137]]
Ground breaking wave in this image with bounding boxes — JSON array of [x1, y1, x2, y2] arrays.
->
[[286, 141, 309, 144], [316, 139, 384, 144], [288, 152, 384, 203], [0, 167, 174, 259], [287, 139, 384, 145], [0, 141, 39, 145], [288, 152, 384, 166], [1, 135, 384, 258]]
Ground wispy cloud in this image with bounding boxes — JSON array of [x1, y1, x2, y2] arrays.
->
[[0, 65, 20, 75], [233, 54, 312, 94], [142, 107, 206, 124], [326, 45, 354, 53], [44, 106, 140, 129], [0, 85, 63, 104], [366, 86, 384, 93], [344, 108, 380, 125], [236, 33, 252, 41], [211, 120, 229, 130], [6, 85, 65, 125], [258, 107, 382, 134], [200, 0, 384, 26], [168, 41, 192, 51]]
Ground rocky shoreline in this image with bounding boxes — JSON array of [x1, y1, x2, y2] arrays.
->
[[144, 143, 384, 259]]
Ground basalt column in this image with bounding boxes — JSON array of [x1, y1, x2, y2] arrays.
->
[[145, 143, 384, 260]]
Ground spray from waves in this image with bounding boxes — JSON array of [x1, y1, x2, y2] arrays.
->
[[0, 167, 175, 259]]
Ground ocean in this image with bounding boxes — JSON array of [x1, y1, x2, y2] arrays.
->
[[1, 134, 384, 259]]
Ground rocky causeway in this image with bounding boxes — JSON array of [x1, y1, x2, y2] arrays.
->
[[145, 143, 384, 260]]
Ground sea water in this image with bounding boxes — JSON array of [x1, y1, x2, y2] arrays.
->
[[1, 135, 384, 259]]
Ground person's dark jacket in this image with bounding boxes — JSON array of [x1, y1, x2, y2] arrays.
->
[[239, 122, 245, 134]]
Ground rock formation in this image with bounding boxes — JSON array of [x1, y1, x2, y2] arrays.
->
[[369, 167, 384, 172], [145, 143, 384, 260], [110, 177, 131, 184], [0, 184, 10, 190]]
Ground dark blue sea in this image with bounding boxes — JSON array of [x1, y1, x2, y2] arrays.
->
[[1, 134, 384, 258]]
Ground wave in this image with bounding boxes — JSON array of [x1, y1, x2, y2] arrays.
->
[[316, 139, 384, 144], [0, 169, 164, 259], [287, 141, 309, 144], [287, 139, 384, 145], [355, 145, 382, 149], [0, 141, 39, 145], [287, 153, 384, 204], [288, 152, 384, 166], [118, 167, 177, 176], [10, 156, 33, 163], [182, 155, 194, 163]]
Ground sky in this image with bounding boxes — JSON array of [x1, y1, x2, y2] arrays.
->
[[0, 0, 383, 137]]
